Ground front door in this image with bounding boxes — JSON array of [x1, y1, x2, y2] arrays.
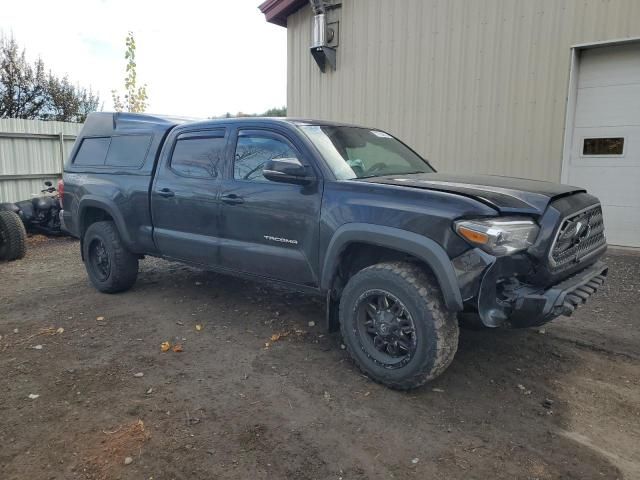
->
[[151, 128, 229, 264], [218, 128, 322, 287]]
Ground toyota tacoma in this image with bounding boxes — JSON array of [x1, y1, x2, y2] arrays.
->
[[61, 112, 608, 389]]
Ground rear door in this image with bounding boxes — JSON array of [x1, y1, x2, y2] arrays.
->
[[217, 127, 323, 287], [151, 127, 229, 264]]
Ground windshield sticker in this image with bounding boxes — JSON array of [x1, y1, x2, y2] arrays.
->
[[370, 130, 392, 138]]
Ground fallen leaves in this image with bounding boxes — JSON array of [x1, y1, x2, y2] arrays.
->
[[161, 340, 184, 353], [264, 329, 306, 349]]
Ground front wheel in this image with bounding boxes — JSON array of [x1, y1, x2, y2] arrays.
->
[[339, 262, 459, 390], [82, 221, 138, 293]]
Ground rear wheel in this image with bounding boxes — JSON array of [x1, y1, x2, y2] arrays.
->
[[0, 211, 27, 261], [82, 221, 138, 293], [339, 262, 459, 390]]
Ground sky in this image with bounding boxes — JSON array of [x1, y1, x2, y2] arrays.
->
[[0, 0, 288, 118]]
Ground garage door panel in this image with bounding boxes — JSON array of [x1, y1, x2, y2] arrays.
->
[[575, 84, 640, 127], [571, 125, 639, 167], [599, 205, 640, 247], [568, 42, 640, 248], [568, 166, 640, 207], [578, 43, 640, 88]]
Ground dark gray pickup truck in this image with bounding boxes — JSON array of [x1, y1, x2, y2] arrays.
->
[[62, 112, 608, 389]]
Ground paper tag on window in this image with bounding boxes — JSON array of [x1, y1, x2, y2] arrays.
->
[[370, 130, 392, 138]]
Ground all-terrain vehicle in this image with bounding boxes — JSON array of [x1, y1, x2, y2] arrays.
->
[[0, 180, 64, 236], [61, 112, 608, 389]]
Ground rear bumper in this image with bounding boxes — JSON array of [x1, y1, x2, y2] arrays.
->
[[508, 261, 608, 328]]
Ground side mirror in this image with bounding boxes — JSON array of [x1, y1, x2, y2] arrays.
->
[[263, 158, 315, 185]]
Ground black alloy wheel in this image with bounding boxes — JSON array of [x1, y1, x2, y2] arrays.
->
[[355, 289, 417, 368], [88, 238, 111, 282]]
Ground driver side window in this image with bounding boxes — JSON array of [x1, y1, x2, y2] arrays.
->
[[234, 134, 300, 182]]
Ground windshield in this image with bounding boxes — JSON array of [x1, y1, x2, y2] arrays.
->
[[299, 125, 435, 180]]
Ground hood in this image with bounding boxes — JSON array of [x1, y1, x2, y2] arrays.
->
[[358, 173, 585, 214]]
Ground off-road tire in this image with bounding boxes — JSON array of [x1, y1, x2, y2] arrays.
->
[[82, 221, 138, 293], [339, 261, 459, 390], [0, 210, 27, 261]]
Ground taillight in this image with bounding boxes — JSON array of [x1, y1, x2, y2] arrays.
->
[[58, 179, 64, 208]]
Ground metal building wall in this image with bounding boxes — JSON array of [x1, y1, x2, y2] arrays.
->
[[0, 119, 82, 203], [287, 0, 640, 182]]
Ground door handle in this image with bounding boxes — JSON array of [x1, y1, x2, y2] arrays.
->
[[158, 188, 175, 198], [221, 193, 244, 205]]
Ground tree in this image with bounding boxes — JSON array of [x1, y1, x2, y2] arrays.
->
[[261, 106, 286, 117], [212, 106, 287, 119], [112, 32, 148, 113], [0, 35, 99, 122]]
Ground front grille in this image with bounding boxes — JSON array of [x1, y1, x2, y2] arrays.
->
[[549, 204, 606, 270]]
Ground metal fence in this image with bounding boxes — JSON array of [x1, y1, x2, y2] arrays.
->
[[0, 118, 83, 203]]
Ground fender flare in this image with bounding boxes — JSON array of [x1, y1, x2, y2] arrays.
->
[[78, 196, 134, 248], [320, 223, 463, 312]]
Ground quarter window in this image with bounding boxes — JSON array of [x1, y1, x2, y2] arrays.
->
[[234, 135, 300, 182], [171, 134, 226, 178]]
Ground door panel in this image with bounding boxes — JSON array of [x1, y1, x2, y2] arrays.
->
[[218, 129, 322, 286], [151, 129, 228, 264]]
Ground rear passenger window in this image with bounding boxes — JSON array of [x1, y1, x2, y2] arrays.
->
[[106, 135, 151, 168], [74, 137, 110, 166], [171, 133, 226, 178], [234, 135, 300, 182]]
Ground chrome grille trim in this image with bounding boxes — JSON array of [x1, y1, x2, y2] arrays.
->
[[548, 204, 606, 270]]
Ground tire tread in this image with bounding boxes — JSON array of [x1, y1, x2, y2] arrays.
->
[[0, 211, 27, 261], [83, 221, 138, 293], [339, 261, 459, 390]]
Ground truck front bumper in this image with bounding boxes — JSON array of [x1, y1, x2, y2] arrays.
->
[[453, 248, 608, 328], [506, 261, 608, 328]]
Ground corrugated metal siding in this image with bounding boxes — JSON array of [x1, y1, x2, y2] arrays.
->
[[0, 119, 82, 202], [287, 0, 640, 182]]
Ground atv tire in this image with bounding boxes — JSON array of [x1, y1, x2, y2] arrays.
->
[[339, 262, 459, 390], [0, 210, 27, 261]]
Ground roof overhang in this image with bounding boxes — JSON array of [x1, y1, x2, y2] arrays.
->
[[258, 0, 307, 27]]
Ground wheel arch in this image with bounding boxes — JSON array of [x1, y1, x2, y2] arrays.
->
[[78, 197, 134, 253], [321, 223, 463, 312]]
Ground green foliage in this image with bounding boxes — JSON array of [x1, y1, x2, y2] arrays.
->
[[213, 106, 287, 119], [261, 106, 287, 117], [0, 35, 99, 122], [112, 32, 148, 113]]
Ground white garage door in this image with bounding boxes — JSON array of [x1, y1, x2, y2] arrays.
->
[[568, 42, 640, 247]]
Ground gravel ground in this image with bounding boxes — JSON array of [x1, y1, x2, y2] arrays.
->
[[0, 237, 638, 480]]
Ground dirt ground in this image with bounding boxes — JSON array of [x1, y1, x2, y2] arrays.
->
[[1, 237, 639, 480]]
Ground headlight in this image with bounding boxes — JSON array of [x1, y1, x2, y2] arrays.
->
[[454, 217, 539, 256]]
